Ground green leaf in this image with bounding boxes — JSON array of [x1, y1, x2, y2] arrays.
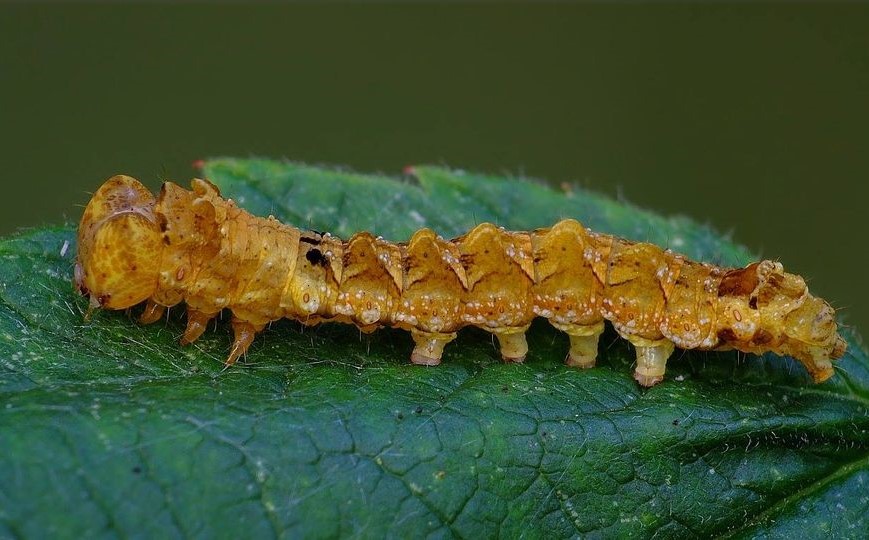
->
[[1, 158, 867, 539]]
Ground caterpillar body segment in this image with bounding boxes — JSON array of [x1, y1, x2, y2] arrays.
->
[[75, 175, 847, 386]]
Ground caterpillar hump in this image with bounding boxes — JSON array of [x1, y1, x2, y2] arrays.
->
[[75, 176, 848, 386]]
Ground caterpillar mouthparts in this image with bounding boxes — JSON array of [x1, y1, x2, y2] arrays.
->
[[75, 174, 847, 387]]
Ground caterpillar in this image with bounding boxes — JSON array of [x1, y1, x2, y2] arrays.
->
[[74, 175, 847, 387]]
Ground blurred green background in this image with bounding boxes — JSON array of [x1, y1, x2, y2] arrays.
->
[[1, 4, 867, 334]]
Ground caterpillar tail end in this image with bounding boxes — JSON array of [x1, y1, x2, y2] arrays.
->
[[811, 334, 848, 383], [803, 345, 839, 383], [631, 339, 676, 388], [410, 330, 456, 367], [810, 365, 835, 384]]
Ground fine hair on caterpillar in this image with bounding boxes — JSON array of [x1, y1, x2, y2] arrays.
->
[[74, 175, 847, 387]]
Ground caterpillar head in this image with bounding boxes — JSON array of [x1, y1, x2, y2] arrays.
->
[[718, 260, 847, 382], [75, 175, 162, 310]]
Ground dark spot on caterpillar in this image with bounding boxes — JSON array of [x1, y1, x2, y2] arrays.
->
[[158, 214, 168, 233], [672, 419, 680, 426], [753, 329, 774, 346], [300, 236, 320, 245], [717, 328, 738, 343], [305, 248, 328, 267], [396, 412, 404, 420], [415, 405, 423, 414], [163, 237, 171, 246], [748, 296, 758, 310], [501, 385, 509, 393], [132, 466, 142, 474]]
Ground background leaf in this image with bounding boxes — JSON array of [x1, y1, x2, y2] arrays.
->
[[0, 158, 866, 539]]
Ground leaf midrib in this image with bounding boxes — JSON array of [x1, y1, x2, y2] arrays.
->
[[714, 451, 869, 539]]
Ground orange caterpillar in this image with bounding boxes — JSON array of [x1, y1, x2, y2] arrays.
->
[[74, 175, 847, 386]]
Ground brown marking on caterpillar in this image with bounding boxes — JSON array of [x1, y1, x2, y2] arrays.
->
[[75, 175, 848, 387], [718, 263, 761, 297]]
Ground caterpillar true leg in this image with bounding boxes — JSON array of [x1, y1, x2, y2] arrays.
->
[[139, 300, 166, 324], [630, 337, 676, 387], [226, 319, 264, 366], [409, 329, 456, 366], [180, 309, 215, 345]]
